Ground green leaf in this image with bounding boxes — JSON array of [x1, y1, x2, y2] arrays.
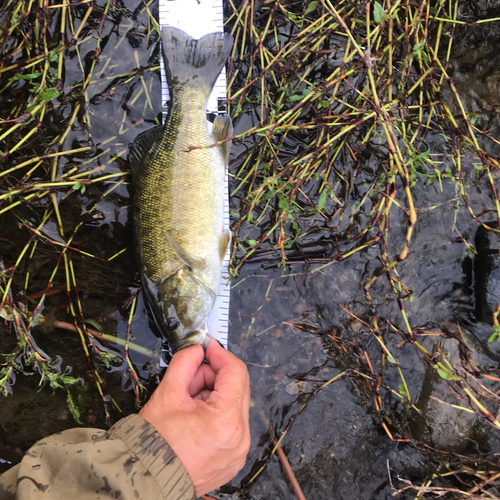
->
[[434, 364, 458, 380], [72, 182, 86, 194], [11, 71, 42, 81], [387, 354, 396, 364], [304, 1, 318, 16], [85, 318, 103, 332], [99, 352, 120, 369], [40, 88, 60, 101], [398, 383, 408, 397], [278, 194, 289, 211], [101, 354, 111, 369], [373, 1, 385, 24], [26, 99, 40, 112], [61, 374, 80, 386], [233, 102, 242, 118], [488, 325, 500, 342], [246, 239, 257, 246], [47, 71, 57, 86], [436, 367, 453, 380], [66, 391, 83, 424], [317, 189, 328, 210], [49, 51, 59, 62], [287, 94, 303, 103], [413, 150, 430, 160]]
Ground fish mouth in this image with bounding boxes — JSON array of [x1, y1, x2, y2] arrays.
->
[[177, 328, 210, 350]]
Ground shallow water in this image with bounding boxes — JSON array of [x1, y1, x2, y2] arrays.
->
[[222, 151, 500, 498], [0, 0, 163, 464], [1, 1, 500, 498], [218, 2, 500, 497]]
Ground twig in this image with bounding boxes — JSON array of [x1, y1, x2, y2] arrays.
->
[[53, 320, 155, 357], [272, 438, 306, 500]]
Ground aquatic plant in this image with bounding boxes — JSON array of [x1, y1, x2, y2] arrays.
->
[[225, 0, 500, 496], [1, 0, 500, 496], [0, 0, 162, 422]]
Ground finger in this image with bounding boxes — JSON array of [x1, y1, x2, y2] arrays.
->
[[242, 370, 251, 415], [204, 338, 231, 373], [192, 388, 213, 401], [242, 374, 251, 444], [205, 339, 249, 409], [162, 344, 205, 399], [188, 363, 217, 397]]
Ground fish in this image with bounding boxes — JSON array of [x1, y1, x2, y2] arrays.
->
[[129, 26, 234, 352]]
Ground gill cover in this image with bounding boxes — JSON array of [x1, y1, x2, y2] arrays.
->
[[158, 269, 215, 351]]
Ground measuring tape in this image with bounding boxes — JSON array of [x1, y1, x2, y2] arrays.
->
[[158, 0, 230, 350]]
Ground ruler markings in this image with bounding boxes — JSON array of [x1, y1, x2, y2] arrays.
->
[[159, 0, 230, 353]]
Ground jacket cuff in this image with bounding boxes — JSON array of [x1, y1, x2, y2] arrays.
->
[[111, 414, 196, 500]]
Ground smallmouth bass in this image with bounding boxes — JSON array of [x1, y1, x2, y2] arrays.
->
[[129, 26, 233, 352]]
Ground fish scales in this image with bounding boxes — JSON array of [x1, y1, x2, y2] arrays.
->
[[135, 92, 224, 287], [130, 27, 233, 352]]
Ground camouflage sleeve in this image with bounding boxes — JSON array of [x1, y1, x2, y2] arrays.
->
[[0, 413, 196, 500]]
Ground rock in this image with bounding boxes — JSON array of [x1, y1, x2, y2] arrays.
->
[[410, 337, 478, 453], [474, 221, 500, 325]]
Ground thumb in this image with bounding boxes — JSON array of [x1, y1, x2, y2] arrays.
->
[[163, 344, 205, 399]]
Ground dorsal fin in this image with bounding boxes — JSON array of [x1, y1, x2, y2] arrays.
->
[[129, 125, 163, 178]]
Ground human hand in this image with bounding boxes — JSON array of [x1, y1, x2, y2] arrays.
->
[[139, 339, 251, 496]]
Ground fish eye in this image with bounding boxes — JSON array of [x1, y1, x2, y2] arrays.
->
[[168, 318, 180, 330]]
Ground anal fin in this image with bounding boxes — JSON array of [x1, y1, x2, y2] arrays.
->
[[219, 230, 231, 261]]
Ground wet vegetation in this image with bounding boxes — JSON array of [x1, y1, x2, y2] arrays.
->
[[0, 0, 162, 447], [225, 0, 500, 497], [1, 0, 500, 498]]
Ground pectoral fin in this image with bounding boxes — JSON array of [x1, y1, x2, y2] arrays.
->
[[219, 230, 231, 261], [167, 233, 206, 270], [212, 114, 233, 167]]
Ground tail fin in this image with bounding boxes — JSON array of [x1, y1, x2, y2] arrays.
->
[[161, 26, 233, 96]]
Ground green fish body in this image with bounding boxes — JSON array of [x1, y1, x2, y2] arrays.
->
[[129, 26, 233, 352]]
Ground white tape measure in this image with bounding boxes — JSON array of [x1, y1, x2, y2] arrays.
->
[[159, 0, 230, 350]]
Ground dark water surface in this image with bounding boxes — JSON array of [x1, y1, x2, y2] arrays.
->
[[222, 3, 500, 498], [0, 0, 163, 465], [1, 1, 500, 499]]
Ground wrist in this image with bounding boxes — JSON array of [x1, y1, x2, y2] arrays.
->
[[111, 414, 196, 499]]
